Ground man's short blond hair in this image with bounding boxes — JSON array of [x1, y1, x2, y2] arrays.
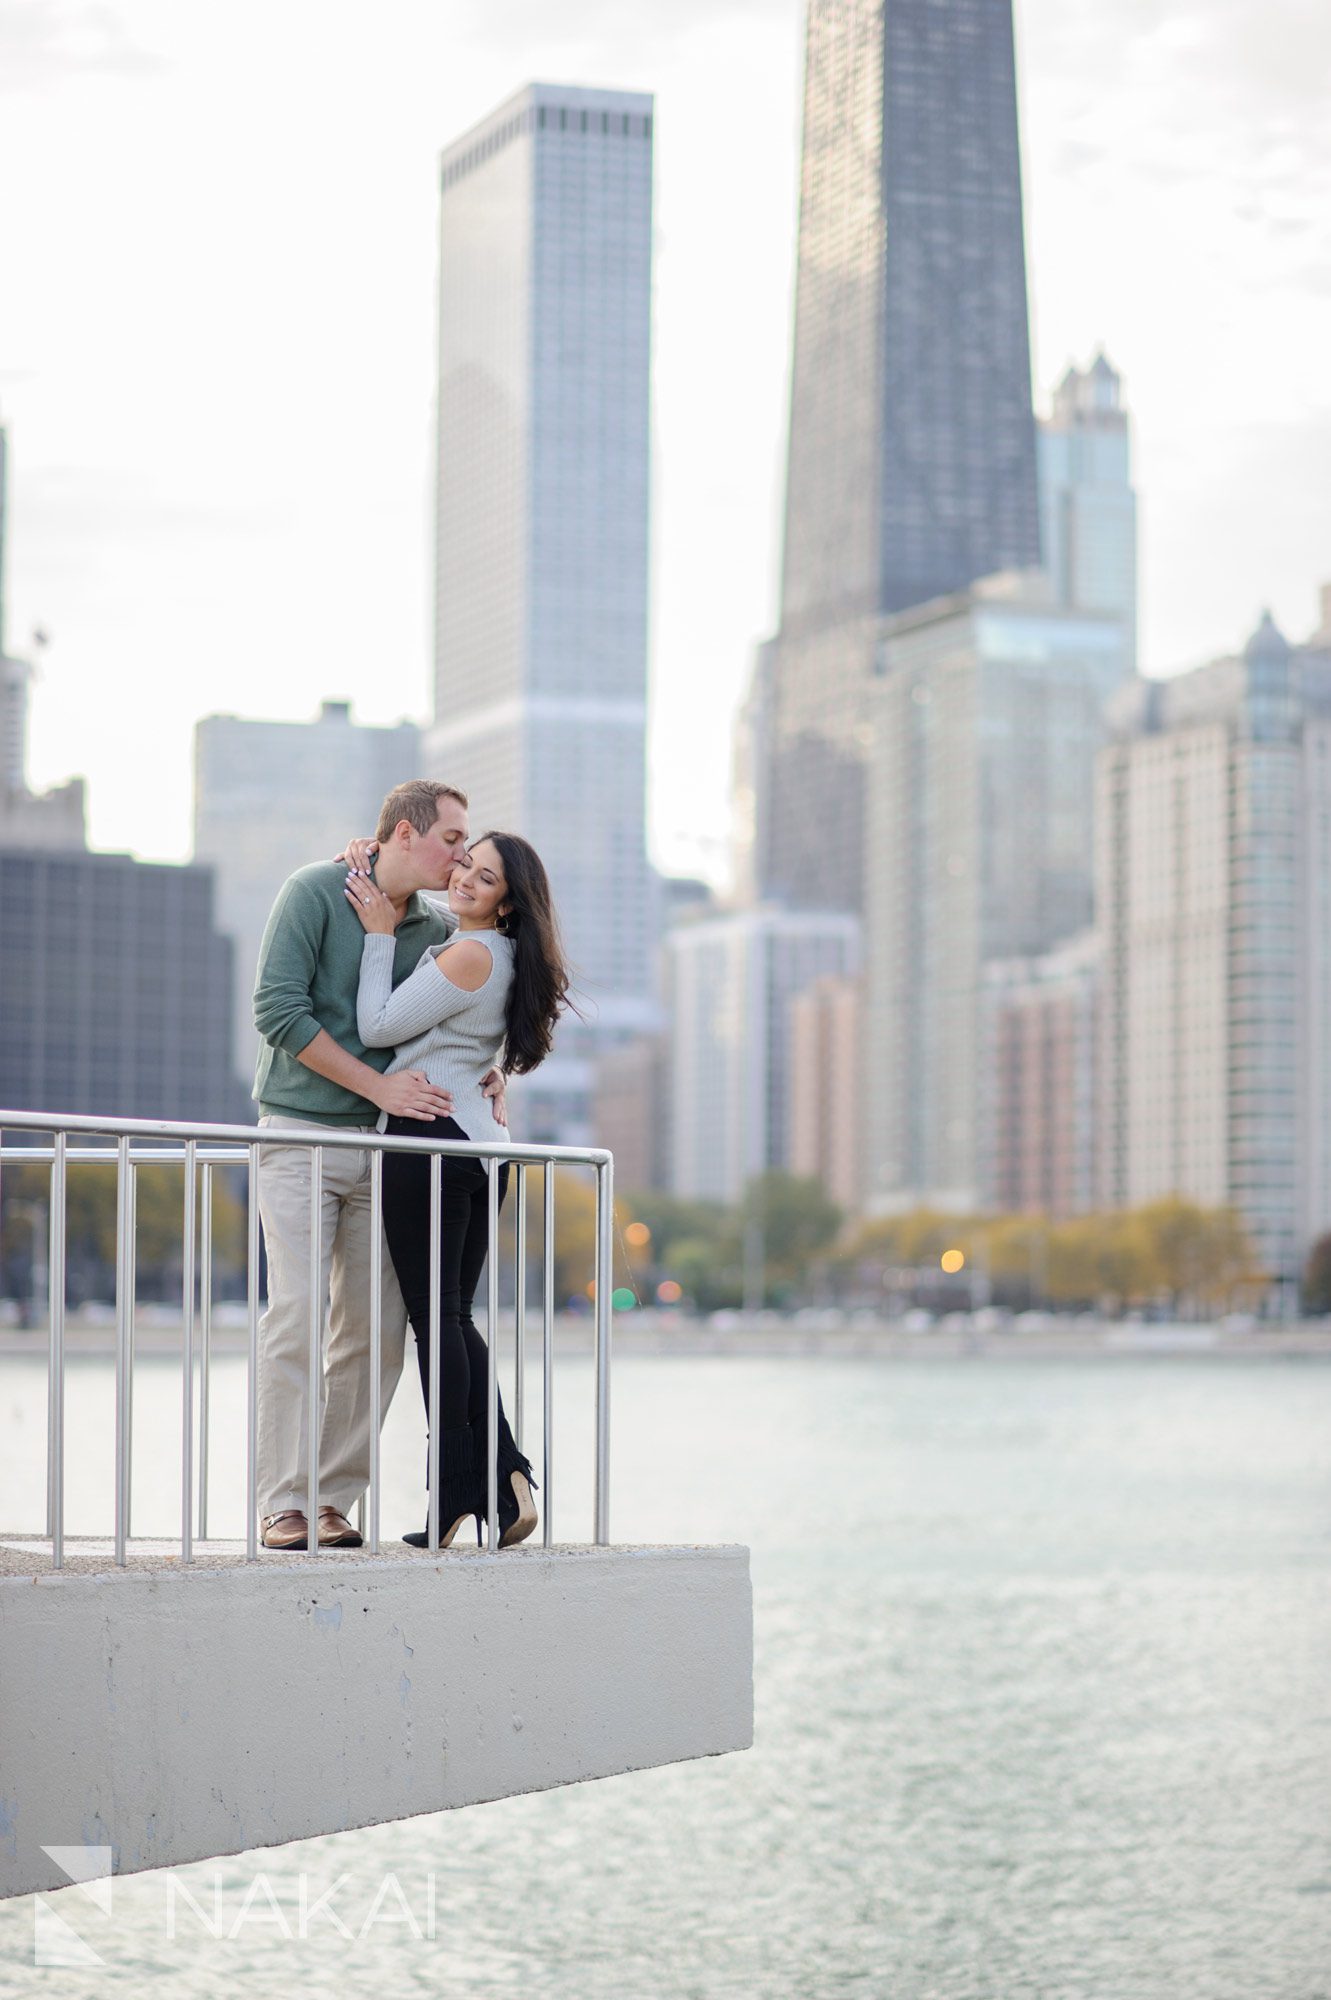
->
[[375, 779, 468, 843]]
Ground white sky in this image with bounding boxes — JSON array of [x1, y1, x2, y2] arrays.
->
[[2, 0, 1329, 884]]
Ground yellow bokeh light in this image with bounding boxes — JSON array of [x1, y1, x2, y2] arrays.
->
[[940, 1248, 966, 1274], [625, 1221, 652, 1248]]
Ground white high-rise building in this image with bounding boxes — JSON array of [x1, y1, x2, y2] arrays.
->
[[193, 703, 420, 1088], [1097, 603, 1331, 1288], [1038, 353, 1138, 670], [428, 84, 657, 1144], [864, 571, 1129, 1212], [665, 906, 861, 1203]]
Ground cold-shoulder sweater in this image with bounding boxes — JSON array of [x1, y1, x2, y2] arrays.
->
[[355, 928, 514, 1141]]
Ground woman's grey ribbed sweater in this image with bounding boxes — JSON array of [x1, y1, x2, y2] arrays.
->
[[356, 929, 514, 1140]]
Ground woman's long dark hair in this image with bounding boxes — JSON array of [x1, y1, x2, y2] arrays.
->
[[481, 831, 572, 1075]]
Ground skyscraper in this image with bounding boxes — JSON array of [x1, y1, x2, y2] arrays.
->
[[428, 84, 657, 1144], [1038, 353, 1138, 669], [760, 0, 1041, 910], [863, 574, 1127, 1210], [1097, 603, 1331, 1289]]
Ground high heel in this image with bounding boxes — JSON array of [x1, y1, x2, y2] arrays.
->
[[402, 1509, 472, 1550], [499, 1469, 538, 1549], [402, 1424, 477, 1550], [470, 1407, 539, 1548]]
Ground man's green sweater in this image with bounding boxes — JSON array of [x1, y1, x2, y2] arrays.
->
[[252, 862, 452, 1126]]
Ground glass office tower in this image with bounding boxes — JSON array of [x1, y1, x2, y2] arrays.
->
[[429, 84, 656, 1144], [762, 0, 1041, 910]]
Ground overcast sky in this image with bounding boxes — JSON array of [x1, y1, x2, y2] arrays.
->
[[2, 0, 1328, 882]]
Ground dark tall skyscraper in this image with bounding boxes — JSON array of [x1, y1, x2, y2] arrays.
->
[[762, 0, 1040, 909]]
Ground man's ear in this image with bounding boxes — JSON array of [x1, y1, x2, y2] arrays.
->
[[391, 818, 414, 846]]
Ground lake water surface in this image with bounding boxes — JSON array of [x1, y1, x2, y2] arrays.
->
[[1, 1352, 1329, 1998]]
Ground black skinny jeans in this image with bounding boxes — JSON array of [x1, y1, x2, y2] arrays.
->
[[382, 1116, 510, 1442]]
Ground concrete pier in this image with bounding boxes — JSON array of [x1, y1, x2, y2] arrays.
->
[[0, 1542, 753, 1899]]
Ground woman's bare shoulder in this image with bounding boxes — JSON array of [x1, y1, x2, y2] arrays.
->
[[432, 937, 495, 991]]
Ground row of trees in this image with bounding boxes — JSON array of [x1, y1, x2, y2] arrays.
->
[[0, 1160, 247, 1307], [606, 1179, 1281, 1318], [4, 1156, 1323, 1317]]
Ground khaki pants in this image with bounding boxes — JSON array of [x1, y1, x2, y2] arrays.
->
[[255, 1116, 408, 1520]]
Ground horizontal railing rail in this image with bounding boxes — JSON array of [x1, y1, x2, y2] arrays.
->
[[0, 1109, 614, 1570]]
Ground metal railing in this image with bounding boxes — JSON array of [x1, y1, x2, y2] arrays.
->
[[0, 1109, 615, 1569]]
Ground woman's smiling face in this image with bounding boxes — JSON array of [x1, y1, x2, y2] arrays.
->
[[448, 839, 510, 926]]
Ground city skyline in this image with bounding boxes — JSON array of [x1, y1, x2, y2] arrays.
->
[[1, 0, 1328, 882]]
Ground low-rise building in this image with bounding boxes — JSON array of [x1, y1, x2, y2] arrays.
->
[[193, 702, 421, 1088], [0, 845, 246, 1124], [788, 973, 863, 1213], [980, 931, 1099, 1217], [665, 905, 860, 1204]]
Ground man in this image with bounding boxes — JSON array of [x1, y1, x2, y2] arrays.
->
[[251, 778, 504, 1550]]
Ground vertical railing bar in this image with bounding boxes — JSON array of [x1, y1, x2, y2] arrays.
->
[[45, 1144, 55, 1537], [125, 1163, 137, 1539], [49, 1133, 67, 1570], [198, 1161, 213, 1541], [542, 1162, 554, 1550], [427, 1150, 441, 1553], [514, 1162, 527, 1452], [486, 1157, 499, 1553], [181, 1140, 197, 1564], [308, 1146, 323, 1554], [594, 1158, 613, 1546], [114, 1137, 131, 1567], [368, 1148, 383, 1556], [246, 1142, 261, 1561]]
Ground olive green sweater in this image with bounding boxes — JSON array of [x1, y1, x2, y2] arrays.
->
[[251, 862, 452, 1125]]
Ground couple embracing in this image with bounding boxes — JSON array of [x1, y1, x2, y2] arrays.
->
[[251, 778, 568, 1553]]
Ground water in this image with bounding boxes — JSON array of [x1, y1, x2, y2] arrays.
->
[[1, 1353, 1329, 1997]]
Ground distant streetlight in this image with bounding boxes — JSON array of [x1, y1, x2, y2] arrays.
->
[[624, 1222, 651, 1249], [940, 1248, 965, 1275]]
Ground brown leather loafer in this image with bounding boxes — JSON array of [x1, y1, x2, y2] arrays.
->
[[261, 1510, 308, 1550], [317, 1506, 363, 1548]]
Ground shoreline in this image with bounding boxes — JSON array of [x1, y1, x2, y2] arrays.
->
[[2, 1314, 1329, 1361]]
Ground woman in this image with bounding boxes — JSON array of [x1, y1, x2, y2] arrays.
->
[[344, 832, 570, 1550]]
